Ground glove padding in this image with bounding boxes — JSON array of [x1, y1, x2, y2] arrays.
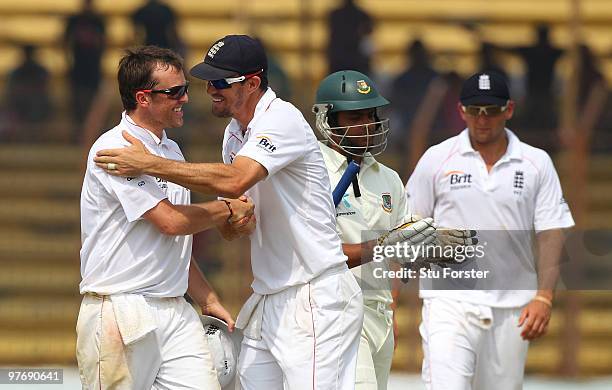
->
[[377, 215, 437, 247], [424, 228, 479, 265], [436, 228, 478, 249]]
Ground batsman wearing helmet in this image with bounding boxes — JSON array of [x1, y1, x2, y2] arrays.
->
[[313, 71, 430, 390], [314, 70, 478, 389]]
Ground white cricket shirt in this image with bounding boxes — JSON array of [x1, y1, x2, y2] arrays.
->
[[407, 129, 574, 307], [319, 142, 408, 305], [222, 88, 347, 294], [80, 112, 192, 297]]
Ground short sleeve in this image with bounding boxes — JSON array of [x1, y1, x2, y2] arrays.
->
[[107, 174, 167, 222], [88, 136, 167, 222], [237, 115, 306, 177], [533, 154, 575, 232]]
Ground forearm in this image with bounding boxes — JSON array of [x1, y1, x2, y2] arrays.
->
[[187, 258, 219, 308], [535, 229, 564, 300], [166, 201, 230, 235], [343, 240, 377, 269], [144, 156, 246, 198]]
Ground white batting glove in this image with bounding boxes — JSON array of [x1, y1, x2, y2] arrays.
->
[[377, 215, 437, 247], [436, 228, 478, 248], [425, 228, 479, 265]]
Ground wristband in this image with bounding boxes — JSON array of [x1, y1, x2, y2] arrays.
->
[[533, 295, 553, 308], [222, 200, 233, 222]]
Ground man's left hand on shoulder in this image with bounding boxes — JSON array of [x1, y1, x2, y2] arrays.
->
[[94, 130, 153, 177]]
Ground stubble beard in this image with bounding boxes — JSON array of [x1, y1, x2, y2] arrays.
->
[[211, 88, 245, 119]]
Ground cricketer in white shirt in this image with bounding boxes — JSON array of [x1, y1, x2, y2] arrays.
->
[[407, 128, 574, 390], [79, 112, 220, 390], [221, 88, 364, 390]]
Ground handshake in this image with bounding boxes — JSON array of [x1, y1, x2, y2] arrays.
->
[[376, 215, 478, 266], [221, 195, 256, 239]]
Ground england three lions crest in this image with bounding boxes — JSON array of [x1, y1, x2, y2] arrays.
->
[[381, 193, 392, 213]]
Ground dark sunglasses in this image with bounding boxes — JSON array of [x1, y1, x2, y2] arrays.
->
[[461, 104, 508, 117], [140, 83, 189, 99], [208, 70, 263, 90]]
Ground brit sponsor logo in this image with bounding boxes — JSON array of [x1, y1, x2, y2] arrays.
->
[[445, 170, 472, 189], [256, 136, 277, 153]]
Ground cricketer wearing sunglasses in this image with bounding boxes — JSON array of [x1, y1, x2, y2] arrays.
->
[[78, 46, 255, 389], [94, 35, 364, 390], [406, 72, 574, 389]]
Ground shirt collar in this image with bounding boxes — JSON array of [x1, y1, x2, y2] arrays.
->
[[121, 111, 170, 148], [458, 128, 523, 161], [227, 88, 277, 138], [503, 129, 523, 161]]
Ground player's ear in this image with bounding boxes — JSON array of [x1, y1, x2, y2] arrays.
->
[[247, 75, 262, 93], [135, 90, 150, 107], [504, 100, 515, 120], [457, 102, 467, 120]]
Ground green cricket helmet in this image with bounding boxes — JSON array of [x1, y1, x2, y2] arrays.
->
[[312, 70, 390, 157]]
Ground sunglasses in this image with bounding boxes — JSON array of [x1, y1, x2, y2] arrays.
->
[[461, 104, 508, 117], [140, 83, 189, 99], [208, 70, 263, 90]]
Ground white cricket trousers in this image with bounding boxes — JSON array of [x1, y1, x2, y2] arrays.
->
[[237, 266, 364, 390], [76, 294, 220, 390], [355, 301, 394, 390], [420, 297, 528, 390]]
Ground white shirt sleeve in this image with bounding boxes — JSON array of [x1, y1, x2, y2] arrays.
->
[[533, 154, 575, 232], [109, 175, 166, 222], [237, 115, 306, 177], [89, 139, 167, 223], [406, 149, 437, 219]]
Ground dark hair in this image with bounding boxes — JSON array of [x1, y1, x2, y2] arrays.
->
[[118, 46, 184, 111]]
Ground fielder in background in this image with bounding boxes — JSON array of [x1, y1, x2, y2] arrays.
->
[[78, 46, 254, 389], [407, 72, 574, 390], [93, 35, 364, 390]]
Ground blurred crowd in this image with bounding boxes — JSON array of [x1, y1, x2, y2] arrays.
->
[[1, 0, 610, 154]]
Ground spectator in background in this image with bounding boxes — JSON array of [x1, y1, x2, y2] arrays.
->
[[433, 71, 465, 141], [503, 25, 563, 130], [132, 0, 184, 56], [64, 0, 106, 143], [327, 0, 373, 75], [390, 39, 440, 153], [577, 43, 606, 104], [3, 44, 52, 142], [559, 43, 609, 151], [479, 42, 509, 82], [256, 38, 292, 100]]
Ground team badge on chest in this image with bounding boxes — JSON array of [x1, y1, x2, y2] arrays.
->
[[381, 193, 392, 213], [513, 170, 525, 195]]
